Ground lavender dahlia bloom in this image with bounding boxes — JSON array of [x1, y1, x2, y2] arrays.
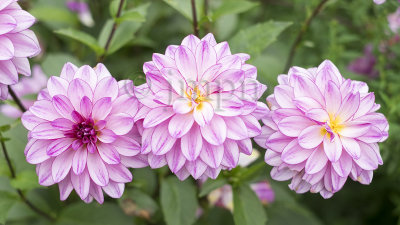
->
[[0, 65, 47, 118], [255, 60, 388, 198], [373, 0, 386, 4], [388, 8, 400, 33], [136, 33, 267, 180], [21, 63, 147, 203], [0, 0, 41, 100]]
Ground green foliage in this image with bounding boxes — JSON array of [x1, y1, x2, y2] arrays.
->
[[233, 184, 267, 225], [230, 21, 292, 57], [163, 0, 204, 22], [210, 0, 259, 21], [199, 177, 228, 197], [55, 28, 104, 56], [10, 170, 41, 191], [160, 176, 199, 225], [0, 191, 17, 224]]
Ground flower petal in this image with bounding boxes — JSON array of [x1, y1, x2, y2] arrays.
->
[[181, 125, 202, 161], [87, 152, 109, 186], [200, 115, 227, 145], [168, 113, 195, 138]]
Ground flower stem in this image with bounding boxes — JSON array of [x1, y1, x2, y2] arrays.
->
[[191, 0, 200, 36], [8, 86, 27, 113], [98, 0, 125, 62], [0, 137, 55, 222], [283, 0, 330, 73]]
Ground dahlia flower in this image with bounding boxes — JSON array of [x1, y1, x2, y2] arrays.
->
[[373, 0, 386, 4], [347, 45, 378, 78], [0, 0, 41, 100], [136, 33, 267, 180], [21, 63, 147, 203], [255, 60, 388, 198], [1, 65, 47, 118], [388, 8, 400, 33], [66, 1, 94, 27]]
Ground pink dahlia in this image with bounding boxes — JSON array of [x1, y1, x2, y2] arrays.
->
[[0, 0, 41, 100], [135, 33, 267, 180], [21, 63, 147, 203], [255, 60, 388, 198], [0, 65, 47, 118]]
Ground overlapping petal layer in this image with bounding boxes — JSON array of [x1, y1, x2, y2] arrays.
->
[[136, 33, 267, 180], [255, 60, 388, 198], [22, 63, 147, 203]]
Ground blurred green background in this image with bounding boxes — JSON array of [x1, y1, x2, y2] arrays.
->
[[1, 0, 400, 224]]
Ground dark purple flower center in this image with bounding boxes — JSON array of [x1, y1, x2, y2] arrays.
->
[[67, 118, 97, 144]]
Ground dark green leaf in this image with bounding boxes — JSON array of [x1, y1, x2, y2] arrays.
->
[[160, 176, 198, 225], [163, 0, 204, 22], [119, 189, 159, 219], [230, 21, 292, 56], [116, 11, 146, 24], [41, 53, 81, 77], [199, 177, 228, 197], [29, 6, 78, 26], [55, 29, 104, 55], [233, 184, 267, 225], [110, 0, 126, 18], [266, 203, 322, 225]]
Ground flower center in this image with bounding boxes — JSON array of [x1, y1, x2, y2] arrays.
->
[[73, 118, 97, 144], [321, 115, 344, 140], [186, 86, 207, 104]]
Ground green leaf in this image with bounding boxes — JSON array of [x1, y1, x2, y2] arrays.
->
[[55, 28, 104, 55], [41, 53, 81, 77], [57, 202, 132, 225], [29, 6, 78, 26], [160, 176, 198, 225], [0, 191, 17, 224], [10, 170, 41, 191], [110, 0, 127, 18], [266, 203, 322, 225], [211, 0, 258, 21], [233, 184, 267, 225], [119, 189, 159, 219], [230, 21, 292, 56], [163, 0, 204, 22], [116, 11, 146, 24], [199, 177, 228, 197]]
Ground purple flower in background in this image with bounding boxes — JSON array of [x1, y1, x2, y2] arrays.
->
[[374, 0, 386, 4], [135, 33, 268, 180], [0, 65, 47, 118], [255, 60, 388, 198], [66, 1, 94, 27], [0, 0, 41, 100], [388, 8, 400, 33], [348, 45, 379, 78], [207, 151, 274, 211], [21, 63, 147, 203]]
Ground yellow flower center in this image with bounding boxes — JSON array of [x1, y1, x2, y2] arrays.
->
[[320, 114, 344, 139]]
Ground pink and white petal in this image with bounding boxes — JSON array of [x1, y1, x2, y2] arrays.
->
[[72, 146, 88, 175], [94, 63, 112, 80], [31, 122, 65, 139], [195, 41, 217, 76], [213, 69, 244, 91], [71, 169, 90, 200], [113, 136, 141, 157], [168, 113, 194, 138], [181, 125, 203, 161], [0, 14, 16, 35], [166, 142, 186, 173], [91, 97, 112, 121], [25, 139, 52, 164], [107, 163, 132, 182], [200, 142, 224, 168], [47, 76, 69, 97], [152, 53, 175, 71], [67, 78, 94, 110], [0, 60, 18, 85], [52, 95, 75, 120], [340, 136, 361, 159], [148, 153, 167, 168], [298, 125, 324, 149], [97, 129, 117, 143], [58, 174, 73, 201], [332, 151, 352, 177], [354, 142, 379, 170], [103, 181, 124, 198], [200, 115, 227, 145], [200, 64, 222, 81], [111, 94, 139, 117], [323, 135, 342, 162], [143, 107, 175, 128], [12, 57, 30, 76], [6, 30, 40, 57], [293, 96, 322, 113], [331, 169, 347, 192], [21, 111, 46, 130], [270, 167, 295, 181], [47, 138, 73, 156], [74, 65, 98, 90], [289, 73, 325, 106], [339, 122, 370, 138], [89, 182, 104, 204], [185, 160, 207, 179], [106, 113, 134, 135], [221, 139, 240, 168], [151, 122, 176, 155], [357, 126, 384, 143], [241, 115, 262, 137], [224, 117, 248, 140], [37, 159, 55, 186], [265, 150, 283, 166], [160, 67, 187, 95], [278, 116, 314, 137], [273, 85, 296, 108], [281, 140, 313, 164], [30, 100, 60, 121], [52, 150, 74, 182], [193, 102, 214, 127], [175, 46, 198, 82], [165, 45, 179, 58], [218, 55, 242, 71], [60, 62, 78, 82], [97, 143, 121, 165], [337, 93, 360, 122], [94, 77, 119, 103], [324, 81, 341, 115], [305, 145, 328, 174], [0, 36, 14, 60], [209, 93, 243, 117], [87, 152, 109, 186], [237, 138, 252, 155], [201, 33, 217, 46], [5, 9, 35, 33], [181, 34, 201, 52], [214, 41, 231, 60], [265, 132, 293, 153], [175, 168, 190, 181], [173, 98, 194, 114], [79, 96, 92, 118], [305, 108, 329, 123], [354, 93, 375, 118], [315, 60, 343, 91]]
